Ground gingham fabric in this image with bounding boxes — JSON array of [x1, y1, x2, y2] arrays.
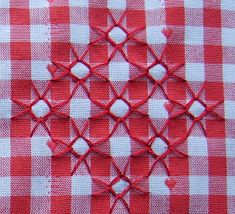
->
[[0, 0, 235, 213]]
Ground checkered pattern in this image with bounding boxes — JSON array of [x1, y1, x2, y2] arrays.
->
[[0, 0, 235, 213]]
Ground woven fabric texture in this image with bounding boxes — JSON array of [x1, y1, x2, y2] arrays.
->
[[0, 0, 235, 213]]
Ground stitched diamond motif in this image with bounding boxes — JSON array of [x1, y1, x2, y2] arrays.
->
[[188, 100, 205, 117], [110, 99, 129, 118], [31, 100, 50, 118], [71, 62, 90, 79], [108, 27, 127, 44], [72, 138, 89, 155], [151, 138, 168, 155], [112, 179, 129, 195], [149, 64, 167, 80]]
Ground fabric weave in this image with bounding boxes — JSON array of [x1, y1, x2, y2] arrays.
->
[[0, 0, 235, 213]]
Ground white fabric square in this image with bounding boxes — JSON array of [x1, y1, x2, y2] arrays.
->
[[186, 63, 205, 81], [109, 62, 129, 81], [145, 0, 165, 10], [70, 99, 90, 118], [185, 26, 204, 45], [188, 137, 208, 156], [0, 60, 11, 80], [147, 26, 166, 44], [149, 99, 168, 119], [0, 138, 10, 158], [0, 1, 9, 8], [31, 176, 51, 196], [108, 0, 126, 9], [0, 99, 11, 118], [29, 0, 49, 8], [0, 25, 10, 43], [224, 101, 235, 119], [110, 137, 131, 157], [227, 176, 235, 196], [223, 64, 235, 83], [222, 28, 235, 47], [70, 24, 90, 44], [190, 176, 209, 195], [31, 61, 51, 80], [31, 25, 50, 43], [226, 138, 235, 157], [184, 0, 203, 8], [31, 137, 51, 156], [72, 176, 91, 195], [69, 0, 88, 7], [149, 176, 169, 195], [0, 177, 11, 197], [221, 0, 235, 11]]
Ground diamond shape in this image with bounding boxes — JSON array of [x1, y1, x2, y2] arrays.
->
[[110, 99, 129, 118], [151, 138, 168, 155], [72, 138, 89, 155], [31, 100, 50, 118], [149, 64, 167, 80], [112, 179, 129, 195], [188, 100, 205, 117], [71, 62, 89, 79], [109, 27, 127, 44]]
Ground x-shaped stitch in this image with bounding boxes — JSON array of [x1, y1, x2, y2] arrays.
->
[[48, 118, 110, 175], [11, 82, 69, 137], [131, 119, 188, 176], [92, 160, 147, 214], [91, 10, 146, 61], [168, 84, 224, 137]]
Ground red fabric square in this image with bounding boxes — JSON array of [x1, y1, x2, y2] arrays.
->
[[166, 7, 185, 25], [10, 8, 30, 25], [51, 196, 71, 214], [51, 156, 71, 176], [205, 82, 224, 101], [50, 80, 70, 100], [11, 157, 31, 176], [89, 8, 108, 27], [170, 195, 189, 214], [50, 7, 70, 24], [167, 82, 187, 100], [130, 156, 149, 176], [209, 196, 227, 214], [89, 119, 109, 138], [51, 42, 71, 62], [11, 119, 31, 138], [204, 45, 223, 64], [91, 195, 110, 214], [11, 197, 30, 214], [11, 42, 31, 60], [90, 81, 110, 100], [91, 155, 111, 176], [128, 45, 148, 64], [12, 80, 31, 100], [208, 157, 227, 176], [166, 44, 185, 63], [204, 9, 221, 28], [89, 45, 108, 64], [168, 119, 187, 138], [51, 118, 70, 138], [130, 194, 149, 214], [206, 119, 225, 138], [169, 156, 189, 176], [127, 10, 146, 28], [129, 118, 149, 138], [129, 81, 148, 100]]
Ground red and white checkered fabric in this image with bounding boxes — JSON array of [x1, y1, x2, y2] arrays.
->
[[0, 0, 235, 213]]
